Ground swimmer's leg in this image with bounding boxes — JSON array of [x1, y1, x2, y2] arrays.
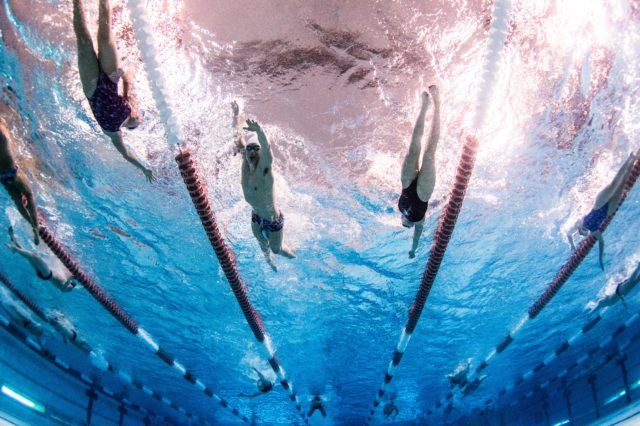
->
[[97, 0, 119, 81], [268, 229, 295, 259], [416, 85, 440, 202], [73, 0, 99, 97], [251, 221, 277, 272], [319, 406, 327, 417], [400, 91, 429, 189]]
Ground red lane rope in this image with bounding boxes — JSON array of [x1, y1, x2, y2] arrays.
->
[[38, 225, 139, 333], [407, 135, 479, 333], [529, 156, 640, 319], [175, 150, 265, 340]]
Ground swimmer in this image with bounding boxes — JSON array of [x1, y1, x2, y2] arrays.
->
[[567, 151, 638, 270], [307, 394, 327, 418], [239, 368, 274, 398], [448, 359, 471, 388], [0, 117, 40, 244], [5, 227, 75, 292], [398, 86, 441, 259], [232, 102, 295, 272], [383, 398, 399, 419], [46, 309, 91, 353], [0, 287, 44, 340], [72, 0, 153, 182], [591, 263, 640, 311]]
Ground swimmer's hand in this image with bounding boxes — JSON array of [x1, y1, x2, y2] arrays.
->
[[231, 100, 240, 117], [243, 119, 262, 133], [233, 137, 244, 156], [409, 250, 416, 259], [143, 168, 154, 183]]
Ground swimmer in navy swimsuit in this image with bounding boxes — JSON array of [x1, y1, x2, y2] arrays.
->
[[232, 102, 296, 272], [567, 151, 638, 270], [1, 117, 40, 244], [398, 85, 442, 258], [73, 0, 153, 182]]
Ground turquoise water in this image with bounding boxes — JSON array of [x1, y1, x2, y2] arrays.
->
[[1, 0, 640, 424]]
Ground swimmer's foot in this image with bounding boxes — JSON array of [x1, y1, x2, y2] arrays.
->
[[428, 84, 440, 104], [279, 246, 296, 259], [420, 91, 430, 112], [266, 255, 278, 272]]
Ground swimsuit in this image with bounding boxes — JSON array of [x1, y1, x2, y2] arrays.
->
[[583, 202, 609, 233], [88, 71, 132, 133], [252, 212, 284, 235], [36, 269, 53, 281], [398, 178, 429, 223], [0, 165, 18, 185]]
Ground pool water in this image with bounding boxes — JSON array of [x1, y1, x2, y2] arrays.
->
[[1, 0, 640, 424]]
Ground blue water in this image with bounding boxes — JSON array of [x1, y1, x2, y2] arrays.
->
[[1, 0, 640, 424]]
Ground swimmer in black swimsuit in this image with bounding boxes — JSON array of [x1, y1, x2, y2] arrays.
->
[[0, 116, 40, 244], [73, 0, 153, 182], [5, 227, 75, 292], [46, 309, 92, 353], [308, 395, 327, 418], [239, 368, 274, 398], [398, 85, 441, 258]]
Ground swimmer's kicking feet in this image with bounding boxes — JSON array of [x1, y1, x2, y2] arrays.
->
[[73, 0, 153, 182], [398, 85, 441, 259], [232, 102, 295, 272]]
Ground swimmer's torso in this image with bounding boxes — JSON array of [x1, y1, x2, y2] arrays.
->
[[241, 160, 277, 219]]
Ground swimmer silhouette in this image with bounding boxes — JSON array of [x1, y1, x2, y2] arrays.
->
[[232, 101, 296, 272], [567, 151, 638, 269], [73, 0, 153, 182], [398, 85, 441, 259]]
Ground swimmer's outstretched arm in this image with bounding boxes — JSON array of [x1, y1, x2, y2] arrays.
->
[[244, 120, 273, 167], [252, 367, 269, 383], [107, 132, 154, 182], [238, 392, 262, 398], [566, 221, 580, 251], [409, 222, 424, 258], [122, 71, 138, 111]]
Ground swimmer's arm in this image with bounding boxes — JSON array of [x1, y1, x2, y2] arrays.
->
[[107, 132, 154, 182], [566, 221, 580, 251], [252, 367, 268, 383], [255, 128, 273, 167], [238, 392, 262, 398], [15, 179, 38, 228], [244, 120, 273, 167], [595, 231, 605, 270], [566, 231, 576, 251], [122, 71, 134, 102], [409, 222, 424, 258]]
